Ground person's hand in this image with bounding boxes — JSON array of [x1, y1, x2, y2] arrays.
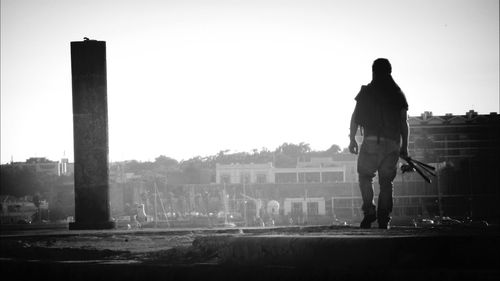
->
[[400, 146, 409, 159], [349, 139, 358, 154]]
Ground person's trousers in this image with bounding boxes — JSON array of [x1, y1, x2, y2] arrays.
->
[[357, 138, 400, 222]]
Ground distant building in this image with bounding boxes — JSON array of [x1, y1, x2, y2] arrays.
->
[[10, 157, 61, 176], [0, 195, 48, 224], [216, 163, 274, 184], [283, 197, 326, 217], [9, 157, 74, 177], [215, 156, 354, 185], [408, 110, 500, 164], [59, 158, 74, 176]]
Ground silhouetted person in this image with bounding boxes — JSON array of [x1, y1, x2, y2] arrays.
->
[[349, 58, 409, 229]]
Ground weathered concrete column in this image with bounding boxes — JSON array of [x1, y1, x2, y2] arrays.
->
[[69, 39, 115, 230]]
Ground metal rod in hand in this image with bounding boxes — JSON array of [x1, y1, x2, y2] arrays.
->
[[410, 160, 437, 177], [410, 158, 436, 171], [401, 157, 432, 183]]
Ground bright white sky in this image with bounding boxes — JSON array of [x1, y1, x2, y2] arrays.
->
[[1, 0, 499, 164]]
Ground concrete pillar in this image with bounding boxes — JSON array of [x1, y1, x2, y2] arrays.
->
[[69, 39, 115, 230]]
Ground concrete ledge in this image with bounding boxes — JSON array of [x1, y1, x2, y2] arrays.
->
[[193, 234, 500, 270], [69, 221, 116, 230], [1, 225, 499, 280]]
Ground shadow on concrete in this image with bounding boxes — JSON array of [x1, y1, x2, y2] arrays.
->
[[1, 225, 499, 281]]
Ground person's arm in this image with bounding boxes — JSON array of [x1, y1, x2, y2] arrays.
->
[[400, 108, 409, 158], [349, 106, 359, 154]]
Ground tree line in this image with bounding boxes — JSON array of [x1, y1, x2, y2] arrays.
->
[[122, 142, 343, 180]]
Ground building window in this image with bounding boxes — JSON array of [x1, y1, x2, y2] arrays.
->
[[275, 173, 297, 183], [322, 171, 344, 182], [299, 172, 321, 183], [291, 202, 303, 216], [307, 202, 319, 215], [256, 174, 267, 184]]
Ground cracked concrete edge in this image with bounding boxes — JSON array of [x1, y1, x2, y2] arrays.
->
[[191, 234, 500, 268]]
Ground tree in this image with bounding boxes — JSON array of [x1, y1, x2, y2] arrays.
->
[[154, 155, 178, 168], [276, 142, 310, 158], [274, 153, 296, 168], [183, 163, 202, 184], [274, 142, 311, 167], [0, 165, 43, 197], [326, 144, 341, 155]]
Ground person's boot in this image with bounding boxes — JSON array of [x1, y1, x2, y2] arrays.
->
[[360, 213, 377, 229], [378, 217, 391, 229]]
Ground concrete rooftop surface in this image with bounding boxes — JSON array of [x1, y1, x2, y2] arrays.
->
[[1, 224, 499, 281]]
